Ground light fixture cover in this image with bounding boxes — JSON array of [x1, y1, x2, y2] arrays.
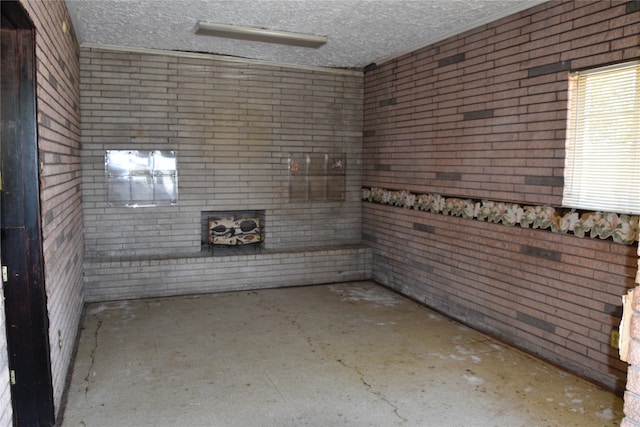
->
[[195, 22, 326, 48]]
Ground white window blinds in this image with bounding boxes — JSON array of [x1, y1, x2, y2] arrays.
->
[[563, 61, 640, 215]]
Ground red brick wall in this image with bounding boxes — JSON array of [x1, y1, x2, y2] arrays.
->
[[363, 0, 639, 392], [20, 0, 84, 415]]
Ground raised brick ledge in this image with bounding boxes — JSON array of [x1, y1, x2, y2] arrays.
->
[[83, 244, 373, 302], [85, 244, 370, 264]]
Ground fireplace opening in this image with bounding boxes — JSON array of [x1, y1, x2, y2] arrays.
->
[[200, 210, 265, 254]]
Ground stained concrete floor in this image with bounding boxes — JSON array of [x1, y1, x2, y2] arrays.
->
[[61, 281, 623, 427]]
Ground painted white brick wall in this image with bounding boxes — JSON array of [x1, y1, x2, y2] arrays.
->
[[80, 47, 368, 300], [83, 246, 372, 302], [0, 286, 11, 426]]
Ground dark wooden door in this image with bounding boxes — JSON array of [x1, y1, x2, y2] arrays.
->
[[1, 2, 56, 426]]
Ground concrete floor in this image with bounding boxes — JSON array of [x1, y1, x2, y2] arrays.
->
[[61, 281, 623, 427]]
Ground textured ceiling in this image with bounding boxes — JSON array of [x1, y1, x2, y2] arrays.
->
[[65, 0, 547, 70]]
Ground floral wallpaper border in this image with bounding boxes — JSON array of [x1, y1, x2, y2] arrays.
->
[[362, 187, 639, 246]]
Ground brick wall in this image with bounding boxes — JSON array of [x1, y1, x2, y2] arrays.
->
[[19, 0, 85, 416], [83, 246, 372, 302], [363, 0, 639, 392], [80, 47, 368, 300], [0, 285, 10, 427], [622, 245, 640, 426]]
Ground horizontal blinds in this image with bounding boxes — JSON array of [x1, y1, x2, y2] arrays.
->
[[563, 61, 640, 214]]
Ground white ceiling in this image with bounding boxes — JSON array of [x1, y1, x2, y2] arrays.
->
[[65, 0, 547, 70]]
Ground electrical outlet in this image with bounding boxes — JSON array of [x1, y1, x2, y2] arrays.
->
[[610, 328, 620, 349]]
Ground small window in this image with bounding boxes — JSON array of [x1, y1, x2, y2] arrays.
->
[[288, 153, 346, 201], [105, 150, 178, 207], [563, 61, 640, 214]]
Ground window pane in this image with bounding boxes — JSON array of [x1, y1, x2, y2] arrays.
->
[[106, 150, 178, 207], [563, 61, 639, 214]]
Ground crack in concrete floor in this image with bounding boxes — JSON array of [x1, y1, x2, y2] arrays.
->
[[83, 314, 102, 408], [61, 282, 623, 427], [335, 357, 409, 424]]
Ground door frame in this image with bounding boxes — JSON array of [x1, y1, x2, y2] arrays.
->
[[1, 2, 56, 425]]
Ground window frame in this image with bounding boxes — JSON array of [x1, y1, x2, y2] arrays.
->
[[105, 150, 178, 208], [562, 60, 640, 215]]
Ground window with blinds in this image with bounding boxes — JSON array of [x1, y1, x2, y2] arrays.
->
[[563, 61, 640, 215]]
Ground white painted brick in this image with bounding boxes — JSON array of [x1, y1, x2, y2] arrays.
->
[[81, 46, 364, 298]]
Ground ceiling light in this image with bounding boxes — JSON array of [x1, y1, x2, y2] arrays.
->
[[195, 22, 326, 48]]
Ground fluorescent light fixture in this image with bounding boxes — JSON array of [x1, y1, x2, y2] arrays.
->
[[195, 22, 326, 48]]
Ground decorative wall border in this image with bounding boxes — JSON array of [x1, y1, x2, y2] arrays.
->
[[362, 187, 639, 246]]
